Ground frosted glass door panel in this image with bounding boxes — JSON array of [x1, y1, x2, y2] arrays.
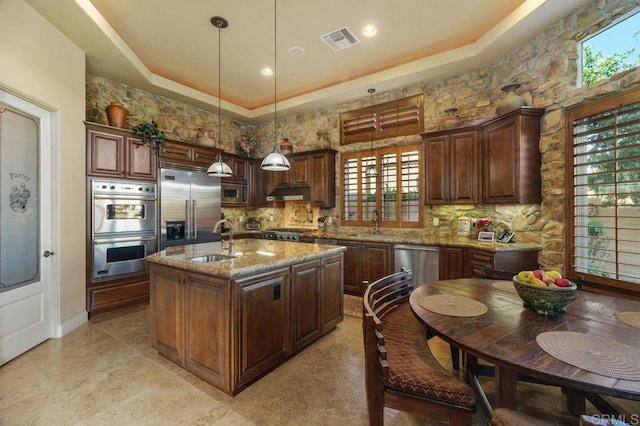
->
[[0, 106, 39, 291]]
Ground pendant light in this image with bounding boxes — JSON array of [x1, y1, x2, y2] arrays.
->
[[365, 88, 378, 177], [207, 16, 233, 178], [261, 0, 291, 172]]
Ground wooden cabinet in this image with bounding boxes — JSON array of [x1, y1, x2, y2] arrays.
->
[[251, 160, 283, 207], [284, 149, 336, 208], [309, 150, 336, 208], [158, 139, 220, 168], [86, 123, 156, 180], [321, 254, 344, 332], [338, 240, 393, 296], [468, 248, 540, 278], [150, 265, 184, 365], [150, 265, 231, 391], [423, 128, 479, 204], [420, 107, 544, 204], [439, 247, 469, 280], [250, 149, 336, 208], [290, 255, 344, 352], [480, 108, 545, 204], [289, 156, 311, 187], [234, 268, 290, 387], [222, 153, 250, 184]]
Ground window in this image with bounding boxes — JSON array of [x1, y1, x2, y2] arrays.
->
[[342, 144, 423, 228], [566, 87, 640, 293], [580, 10, 640, 86]]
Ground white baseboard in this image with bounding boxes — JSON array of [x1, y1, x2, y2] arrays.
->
[[54, 310, 88, 338]]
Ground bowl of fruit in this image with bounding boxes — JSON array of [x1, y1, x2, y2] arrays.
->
[[512, 270, 577, 315]]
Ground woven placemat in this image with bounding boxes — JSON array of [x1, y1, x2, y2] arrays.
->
[[536, 331, 640, 381], [492, 280, 517, 294], [418, 295, 488, 317], [616, 312, 640, 329]]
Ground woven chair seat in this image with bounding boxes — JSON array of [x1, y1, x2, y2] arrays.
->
[[381, 304, 475, 408]]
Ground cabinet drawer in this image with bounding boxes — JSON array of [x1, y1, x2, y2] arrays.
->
[[469, 249, 494, 266], [88, 279, 149, 315]]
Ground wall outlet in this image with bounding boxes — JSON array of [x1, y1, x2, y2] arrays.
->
[[432, 217, 439, 226], [471, 218, 477, 228]]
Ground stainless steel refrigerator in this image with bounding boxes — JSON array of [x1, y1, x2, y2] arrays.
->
[[159, 166, 222, 249]]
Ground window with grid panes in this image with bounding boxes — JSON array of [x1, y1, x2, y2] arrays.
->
[[566, 87, 640, 293], [341, 144, 422, 228]]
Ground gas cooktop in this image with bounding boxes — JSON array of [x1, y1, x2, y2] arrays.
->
[[262, 228, 316, 241]]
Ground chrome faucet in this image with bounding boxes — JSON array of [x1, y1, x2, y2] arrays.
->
[[372, 210, 379, 235], [214, 219, 234, 255]]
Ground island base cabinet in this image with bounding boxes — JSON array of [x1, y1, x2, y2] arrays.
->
[[234, 268, 291, 389], [183, 272, 231, 392], [322, 255, 344, 332], [291, 261, 323, 352], [149, 253, 343, 396], [290, 255, 344, 353], [150, 264, 232, 394], [150, 265, 183, 365]]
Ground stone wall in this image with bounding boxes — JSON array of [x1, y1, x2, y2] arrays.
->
[[85, 0, 640, 273]]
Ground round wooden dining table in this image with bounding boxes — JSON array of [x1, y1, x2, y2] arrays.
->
[[409, 278, 640, 413]]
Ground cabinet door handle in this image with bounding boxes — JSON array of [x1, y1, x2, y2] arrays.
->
[[273, 284, 281, 301]]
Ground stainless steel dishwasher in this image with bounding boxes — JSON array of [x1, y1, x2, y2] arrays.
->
[[394, 244, 439, 286]]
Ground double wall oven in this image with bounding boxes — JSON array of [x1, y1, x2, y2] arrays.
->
[[91, 179, 157, 281]]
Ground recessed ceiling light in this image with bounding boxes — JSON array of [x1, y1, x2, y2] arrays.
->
[[262, 68, 273, 76], [289, 46, 305, 56], [362, 24, 377, 37]]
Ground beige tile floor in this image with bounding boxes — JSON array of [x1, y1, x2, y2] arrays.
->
[[1, 301, 638, 426]]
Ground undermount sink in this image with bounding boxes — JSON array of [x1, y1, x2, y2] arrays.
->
[[187, 253, 235, 263]]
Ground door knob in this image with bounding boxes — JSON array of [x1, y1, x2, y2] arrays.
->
[[43, 250, 55, 257]]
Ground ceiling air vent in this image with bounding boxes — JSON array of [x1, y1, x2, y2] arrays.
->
[[321, 26, 360, 52]]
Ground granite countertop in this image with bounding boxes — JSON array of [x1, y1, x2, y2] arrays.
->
[[146, 239, 346, 278], [307, 230, 541, 252]]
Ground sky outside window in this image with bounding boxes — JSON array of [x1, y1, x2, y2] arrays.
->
[[581, 10, 640, 85]]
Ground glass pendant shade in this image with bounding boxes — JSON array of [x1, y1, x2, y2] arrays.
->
[[365, 163, 378, 177], [261, 149, 291, 171], [207, 153, 233, 177], [208, 16, 233, 178]]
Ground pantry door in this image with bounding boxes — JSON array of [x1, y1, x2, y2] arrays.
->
[[0, 89, 56, 365]]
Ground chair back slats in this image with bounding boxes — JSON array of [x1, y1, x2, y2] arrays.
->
[[364, 269, 414, 322]]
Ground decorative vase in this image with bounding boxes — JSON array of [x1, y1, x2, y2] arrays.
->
[[197, 126, 216, 147], [442, 108, 461, 129], [496, 83, 527, 116], [280, 138, 292, 155], [106, 102, 127, 128]]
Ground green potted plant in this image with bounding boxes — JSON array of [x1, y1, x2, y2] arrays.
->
[[132, 120, 167, 153]]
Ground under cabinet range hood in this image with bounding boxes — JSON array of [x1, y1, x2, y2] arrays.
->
[[266, 186, 311, 202]]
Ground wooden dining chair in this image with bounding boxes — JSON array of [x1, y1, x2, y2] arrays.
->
[[362, 268, 476, 425]]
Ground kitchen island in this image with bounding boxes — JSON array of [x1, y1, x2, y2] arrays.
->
[[146, 239, 345, 396]]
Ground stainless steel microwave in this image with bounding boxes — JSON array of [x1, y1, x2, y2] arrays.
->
[[221, 183, 248, 206]]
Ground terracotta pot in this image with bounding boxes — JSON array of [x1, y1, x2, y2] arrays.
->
[[280, 138, 292, 155], [106, 102, 127, 128], [496, 83, 527, 116], [442, 108, 461, 129]]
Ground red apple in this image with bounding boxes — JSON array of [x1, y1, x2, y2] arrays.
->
[[533, 269, 545, 280], [554, 278, 573, 287]]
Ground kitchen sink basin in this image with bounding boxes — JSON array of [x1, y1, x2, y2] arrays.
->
[[187, 253, 235, 263]]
